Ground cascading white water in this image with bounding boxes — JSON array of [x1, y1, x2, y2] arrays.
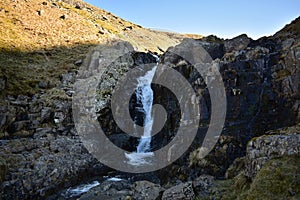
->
[[63, 181, 100, 198], [125, 64, 157, 165], [62, 177, 123, 198], [136, 65, 156, 153]]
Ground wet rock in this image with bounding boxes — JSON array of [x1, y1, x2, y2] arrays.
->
[[92, 35, 298, 183], [95, 45, 157, 135], [162, 182, 195, 200], [79, 179, 132, 200], [108, 133, 137, 152]]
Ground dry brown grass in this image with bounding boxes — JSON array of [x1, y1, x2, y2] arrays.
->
[[0, 0, 202, 97], [0, 0, 201, 52]]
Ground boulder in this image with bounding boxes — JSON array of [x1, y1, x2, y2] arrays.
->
[[132, 180, 163, 200], [245, 128, 300, 179], [192, 175, 215, 196], [162, 182, 195, 200], [224, 34, 252, 52]]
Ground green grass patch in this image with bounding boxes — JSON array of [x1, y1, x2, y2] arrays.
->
[[211, 155, 300, 200]]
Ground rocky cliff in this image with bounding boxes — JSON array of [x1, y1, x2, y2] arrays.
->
[[94, 17, 299, 181]]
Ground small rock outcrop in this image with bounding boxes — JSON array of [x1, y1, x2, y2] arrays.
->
[[224, 34, 252, 52], [132, 180, 163, 200], [245, 125, 300, 179], [162, 182, 195, 200]]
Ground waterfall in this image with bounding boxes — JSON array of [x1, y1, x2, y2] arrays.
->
[[136, 65, 156, 153], [125, 64, 157, 165]]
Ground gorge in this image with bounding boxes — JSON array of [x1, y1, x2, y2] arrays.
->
[[0, 0, 299, 199]]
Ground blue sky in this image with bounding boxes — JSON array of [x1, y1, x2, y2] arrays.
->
[[85, 0, 300, 39]]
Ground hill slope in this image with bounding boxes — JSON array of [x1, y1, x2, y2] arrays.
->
[[0, 0, 197, 52], [0, 0, 201, 96]]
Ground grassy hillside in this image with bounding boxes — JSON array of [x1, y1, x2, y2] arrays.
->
[[0, 0, 196, 52], [0, 0, 201, 96]]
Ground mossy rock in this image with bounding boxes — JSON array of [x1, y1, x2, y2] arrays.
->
[[276, 69, 291, 80], [212, 156, 300, 200], [246, 155, 300, 200], [225, 157, 245, 179]]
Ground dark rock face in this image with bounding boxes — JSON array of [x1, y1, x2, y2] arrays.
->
[[167, 26, 299, 178], [75, 179, 163, 200], [78, 179, 133, 200]]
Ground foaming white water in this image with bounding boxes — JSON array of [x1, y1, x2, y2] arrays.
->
[[125, 151, 154, 166], [125, 64, 157, 165], [107, 177, 123, 182], [63, 181, 99, 198]]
